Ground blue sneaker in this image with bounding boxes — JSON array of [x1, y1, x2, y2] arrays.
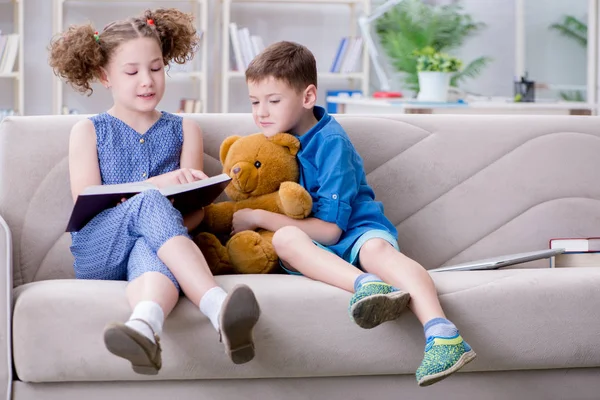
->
[[348, 281, 411, 329], [416, 334, 476, 386]]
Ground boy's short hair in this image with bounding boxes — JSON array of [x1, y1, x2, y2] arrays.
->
[[245, 41, 317, 93]]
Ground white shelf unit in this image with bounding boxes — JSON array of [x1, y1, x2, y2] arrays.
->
[[220, 0, 371, 113], [0, 0, 25, 116], [51, 0, 208, 115]]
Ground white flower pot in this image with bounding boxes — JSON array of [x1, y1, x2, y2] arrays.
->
[[417, 71, 451, 102]]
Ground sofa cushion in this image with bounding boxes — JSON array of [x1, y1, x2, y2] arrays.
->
[[13, 269, 600, 383], [3, 114, 600, 286]]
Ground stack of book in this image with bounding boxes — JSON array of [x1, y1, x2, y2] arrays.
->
[[0, 32, 19, 74], [329, 36, 363, 74], [229, 23, 265, 71], [549, 237, 600, 268]]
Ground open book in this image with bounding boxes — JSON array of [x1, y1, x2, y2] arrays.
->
[[66, 173, 231, 232]]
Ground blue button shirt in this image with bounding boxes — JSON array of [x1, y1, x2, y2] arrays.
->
[[296, 106, 398, 258]]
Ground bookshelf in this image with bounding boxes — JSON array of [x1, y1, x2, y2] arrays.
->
[[0, 0, 24, 118], [220, 0, 371, 113], [51, 0, 208, 115]]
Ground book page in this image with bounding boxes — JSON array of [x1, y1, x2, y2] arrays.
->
[[159, 173, 231, 197], [81, 181, 157, 196]]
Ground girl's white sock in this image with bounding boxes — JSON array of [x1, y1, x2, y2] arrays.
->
[[125, 300, 165, 344], [199, 286, 228, 331]]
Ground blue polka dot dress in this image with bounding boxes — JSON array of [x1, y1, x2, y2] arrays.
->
[[70, 111, 189, 290]]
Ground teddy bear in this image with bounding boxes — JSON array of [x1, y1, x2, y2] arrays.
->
[[193, 132, 313, 275]]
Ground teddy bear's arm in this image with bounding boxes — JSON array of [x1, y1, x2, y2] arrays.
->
[[278, 182, 313, 219], [233, 183, 312, 219], [233, 192, 283, 214], [201, 201, 237, 234]]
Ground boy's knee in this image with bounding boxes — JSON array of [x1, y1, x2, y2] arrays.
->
[[360, 238, 394, 259], [272, 226, 307, 255]]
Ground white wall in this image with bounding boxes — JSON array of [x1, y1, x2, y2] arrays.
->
[[524, 0, 588, 98], [449, 0, 518, 97], [0, 1, 17, 112], [2, 0, 594, 115]]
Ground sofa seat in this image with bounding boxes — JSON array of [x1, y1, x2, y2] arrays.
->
[[12, 269, 600, 383]]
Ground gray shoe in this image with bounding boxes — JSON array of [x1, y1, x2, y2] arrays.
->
[[104, 319, 161, 375], [219, 284, 261, 364]]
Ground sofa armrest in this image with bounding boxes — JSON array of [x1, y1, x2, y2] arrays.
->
[[0, 215, 12, 400]]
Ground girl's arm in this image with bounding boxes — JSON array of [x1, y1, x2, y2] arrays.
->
[[179, 118, 206, 231], [69, 119, 102, 203]]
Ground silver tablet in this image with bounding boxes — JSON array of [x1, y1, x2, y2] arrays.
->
[[429, 248, 566, 272]]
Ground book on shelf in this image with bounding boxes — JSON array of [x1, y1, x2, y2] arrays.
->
[[549, 237, 600, 268], [229, 23, 265, 71], [66, 173, 232, 232], [329, 36, 363, 74], [178, 98, 202, 113], [0, 33, 19, 74]]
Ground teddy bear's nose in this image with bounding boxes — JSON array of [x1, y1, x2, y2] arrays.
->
[[233, 166, 241, 174]]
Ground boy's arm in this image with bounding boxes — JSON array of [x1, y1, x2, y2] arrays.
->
[[306, 135, 360, 236], [252, 210, 342, 246]]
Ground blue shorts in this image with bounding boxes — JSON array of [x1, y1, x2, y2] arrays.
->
[[280, 229, 400, 275]]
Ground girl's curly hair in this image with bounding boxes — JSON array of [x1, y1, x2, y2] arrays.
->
[[48, 8, 199, 95]]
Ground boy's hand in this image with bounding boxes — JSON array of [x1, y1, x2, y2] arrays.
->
[[231, 209, 260, 235], [148, 168, 208, 188]]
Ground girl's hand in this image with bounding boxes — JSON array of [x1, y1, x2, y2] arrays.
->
[[231, 209, 260, 235], [148, 168, 208, 188]]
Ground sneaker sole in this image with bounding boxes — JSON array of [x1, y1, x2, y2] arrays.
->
[[417, 350, 477, 387], [220, 284, 261, 364], [104, 323, 161, 375], [350, 290, 411, 329]]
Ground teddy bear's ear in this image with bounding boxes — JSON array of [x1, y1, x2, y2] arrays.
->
[[269, 133, 301, 156], [220, 135, 242, 164]]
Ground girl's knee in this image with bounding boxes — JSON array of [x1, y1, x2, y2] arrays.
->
[[124, 189, 168, 211], [138, 189, 169, 205], [129, 270, 180, 292], [272, 226, 309, 256]]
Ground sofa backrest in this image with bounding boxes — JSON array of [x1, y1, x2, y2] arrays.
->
[[1, 113, 600, 287]]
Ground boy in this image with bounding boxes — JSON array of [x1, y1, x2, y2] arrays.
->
[[233, 41, 476, 386]]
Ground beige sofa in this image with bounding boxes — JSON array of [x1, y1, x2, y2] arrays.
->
[[0, 113, 599, 400]]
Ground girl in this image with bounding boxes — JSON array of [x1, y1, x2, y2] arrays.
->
[[48, 8, 260, 375]]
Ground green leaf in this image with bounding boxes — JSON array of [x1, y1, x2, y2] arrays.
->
[[549, 15, 587, 47], [450, 56, 492, 87], [559, 90, 585, 102]]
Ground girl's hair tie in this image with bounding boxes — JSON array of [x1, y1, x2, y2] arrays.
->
[[93, 31, 100, 42], [147, 19, 154, 25]]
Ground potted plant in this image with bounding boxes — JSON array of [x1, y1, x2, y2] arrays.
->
[[375, 0, 490, 95], [414, 47, 462, 102]]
